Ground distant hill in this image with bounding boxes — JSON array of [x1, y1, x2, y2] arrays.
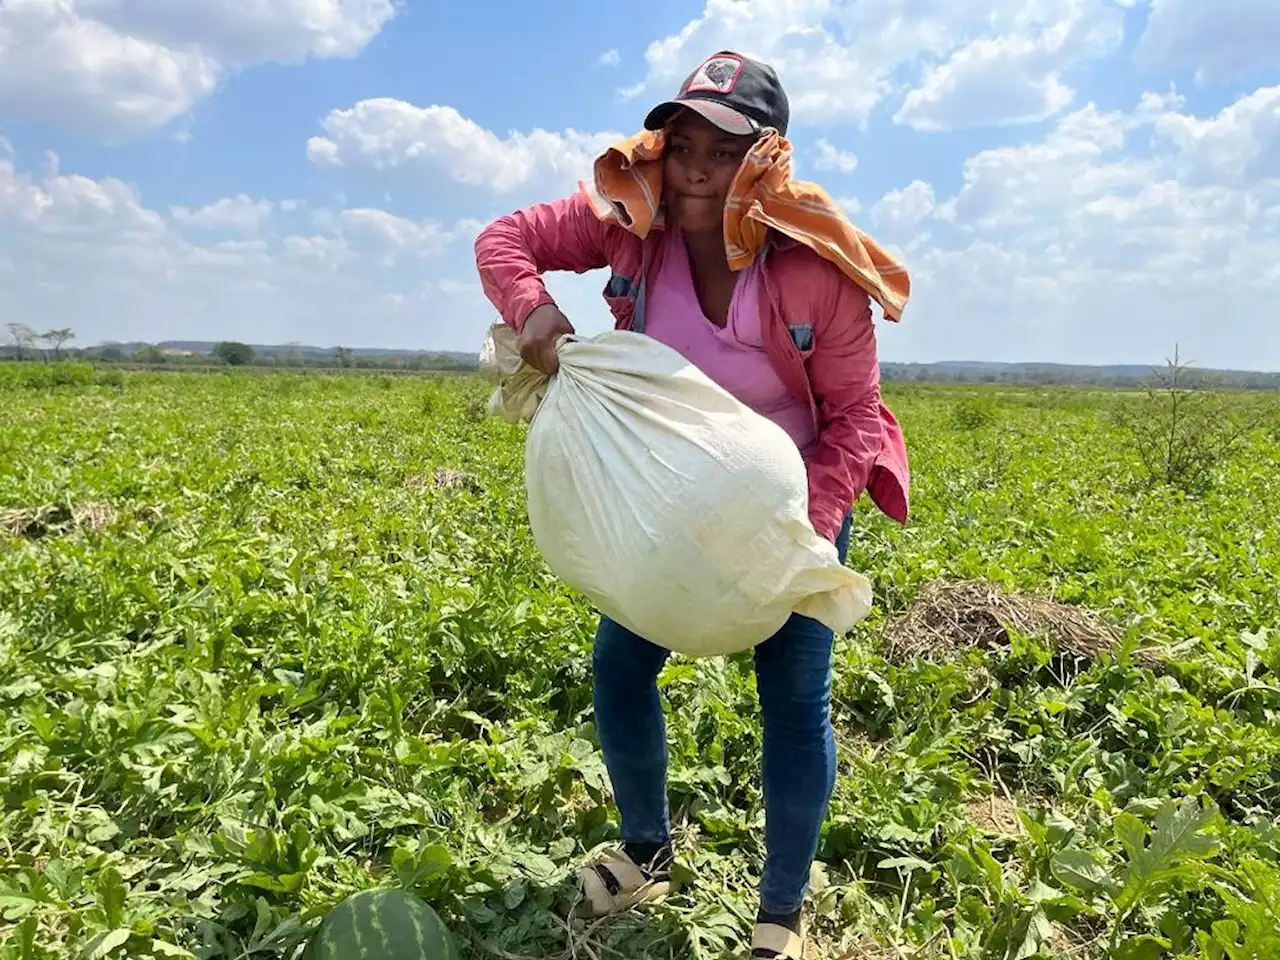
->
[[880, 360, 1280, 390], [923, 360, 1161, 376]]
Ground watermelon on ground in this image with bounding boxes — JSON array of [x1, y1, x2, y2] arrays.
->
[[302, 888, 461, 960]]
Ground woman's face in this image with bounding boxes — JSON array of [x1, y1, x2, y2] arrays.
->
[[662, 110, 757, 235]]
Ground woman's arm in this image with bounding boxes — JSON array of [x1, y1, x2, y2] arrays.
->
[[474, 192, 614, 333], [804, 275, 888, 541]]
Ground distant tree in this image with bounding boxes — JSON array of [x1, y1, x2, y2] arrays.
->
[[99, 345, 124, 361], [215, 341, 256, 366], [333, 346, 354, 368], [134, 345, 165, 364], [43, 328, 75, 360], [5, 322, 36, 360]]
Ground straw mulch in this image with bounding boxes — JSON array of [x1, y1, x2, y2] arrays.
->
[[431, 467, 482, 492], [405, 468, 482, 493], [1, 501, 117, 539], [882, 578, 1155, 666]]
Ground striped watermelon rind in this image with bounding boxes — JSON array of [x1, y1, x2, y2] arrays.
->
[[302, 888, 461, 960]]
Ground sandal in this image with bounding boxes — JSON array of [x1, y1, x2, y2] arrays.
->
[[576, 848, 673, 918], [751, 921, 805, 959]]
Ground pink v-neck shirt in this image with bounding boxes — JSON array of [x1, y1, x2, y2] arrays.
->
[[643, 227, 819, 454]]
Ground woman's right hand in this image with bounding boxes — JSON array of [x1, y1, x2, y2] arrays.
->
[[519, 304, 575, 376]]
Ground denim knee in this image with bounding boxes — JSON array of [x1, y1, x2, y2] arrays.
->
[[592, 616, 669, 687], [755, 618, 835, 731]]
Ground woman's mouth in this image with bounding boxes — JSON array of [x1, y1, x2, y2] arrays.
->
[[672, 194, 721, 212]]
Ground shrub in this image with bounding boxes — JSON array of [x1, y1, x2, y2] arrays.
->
[[0, 362, 96, 390], [97, 369, 125, 389], [951, 396, 998, 431], [1115, 347, 1262, 492]]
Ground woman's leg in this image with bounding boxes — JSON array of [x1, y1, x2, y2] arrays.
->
[[753, 515, 852, 917], [592, 615, 673, 848], [753, 612, 838, 915]]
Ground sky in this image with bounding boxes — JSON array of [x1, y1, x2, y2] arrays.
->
[[1, 0, 1278, 370]]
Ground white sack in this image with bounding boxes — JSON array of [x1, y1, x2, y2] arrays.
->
[[480, 322, 873, 658]]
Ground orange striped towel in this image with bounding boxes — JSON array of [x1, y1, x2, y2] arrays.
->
[[579, 128, 910, 322]]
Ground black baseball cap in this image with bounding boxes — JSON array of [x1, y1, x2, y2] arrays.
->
[[644, 51, 790, 138]]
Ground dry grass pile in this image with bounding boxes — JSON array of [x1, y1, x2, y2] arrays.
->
[[405, 468, 482, 493], [882, 578, 1136, 665], [1, 500, 117, 538], [431, 467, 482, 492]]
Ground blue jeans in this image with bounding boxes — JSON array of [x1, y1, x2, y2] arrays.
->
[[591, 516, 852, 915]]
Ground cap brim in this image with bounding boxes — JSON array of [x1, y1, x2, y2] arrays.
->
[[643, 98, 759, 136]]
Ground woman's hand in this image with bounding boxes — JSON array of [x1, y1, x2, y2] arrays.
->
[[519, 304, 575, 376]]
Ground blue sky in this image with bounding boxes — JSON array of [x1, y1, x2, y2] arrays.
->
[[1, 0, 1278, 369]]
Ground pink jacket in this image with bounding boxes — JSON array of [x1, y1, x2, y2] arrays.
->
[[473, 192, 910, 539]]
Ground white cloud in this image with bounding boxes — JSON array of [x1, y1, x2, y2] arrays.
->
[[77, 0, 396, 63], [894, 6, 1124, 132], [933, 103, 1140, 232], [886, 85, 1280, 366], [5, 72, 1280, 370], [1137, 0, 1280, 85], [0, 0, 395, 139], [1151, 85, 1280, 185], [336, 208, 453, 258], [621, 0, 1128, 129], [307, 99, 622, 196], [871, 180, 937, 231], [622, 0, 889, 124], [282, 233, 348, 263], [0, 146, 506, 353], [0, 154, 165, 239], [598, 48, 621, 67], [172, 194, 273, 232], [814, 139, 858, 173], [0, 0, 220, 140]]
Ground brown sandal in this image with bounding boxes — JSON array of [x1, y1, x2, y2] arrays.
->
[[751, 921, 805, 959], [576, 849, 673, 918]]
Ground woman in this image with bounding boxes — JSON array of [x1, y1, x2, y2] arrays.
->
[[474, 50, 910, 960]]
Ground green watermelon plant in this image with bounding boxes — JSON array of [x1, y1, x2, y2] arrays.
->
[[1, 370, 1278, 959]]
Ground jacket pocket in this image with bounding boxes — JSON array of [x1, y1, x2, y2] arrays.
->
[[788, 323, 815, 358], [603, 272, 637, 329]]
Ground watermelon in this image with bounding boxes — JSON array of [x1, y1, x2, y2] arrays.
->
[[302, 888, 461, 960]]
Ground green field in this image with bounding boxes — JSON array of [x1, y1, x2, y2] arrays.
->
[[2, 369, 1279, 959]]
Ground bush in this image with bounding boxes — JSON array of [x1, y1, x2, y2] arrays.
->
[[97, 369, 125, 389], [951, 396, 998, 431], [1115, 347, 1262, 492], [0, 362, 96, 390]]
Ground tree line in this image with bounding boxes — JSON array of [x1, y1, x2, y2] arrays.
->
[[4, 323, 76, 360], [2, 326, 477, 373], [6, 323, 1278, 389], [879, 362, 1280, 391]]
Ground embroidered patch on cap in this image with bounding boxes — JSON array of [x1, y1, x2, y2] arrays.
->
[[685, 54, 743, 94]]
